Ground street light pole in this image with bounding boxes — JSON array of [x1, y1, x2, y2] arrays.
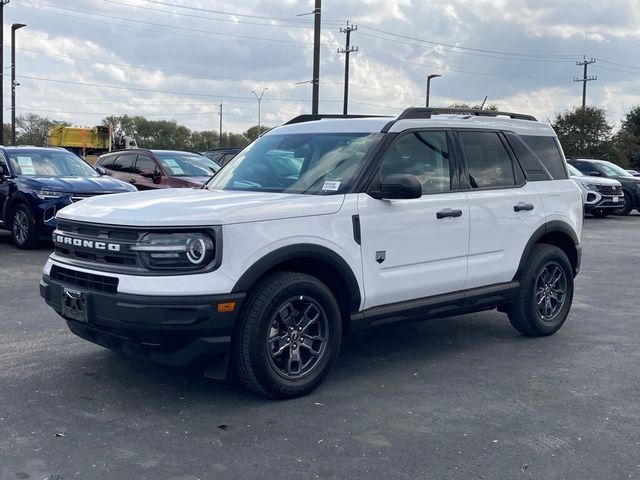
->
[[251, 88, 267, 140], [0, 1, 11, 144], [426, 74, 442, 108], [11, 23, 26, 146]]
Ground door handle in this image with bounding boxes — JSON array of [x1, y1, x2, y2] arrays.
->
[[129, 178, 137, 184], [436, 209, 463, 219], [514, 202, 534, 212]]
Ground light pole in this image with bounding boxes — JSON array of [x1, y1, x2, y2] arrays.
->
[[251, 88, 267, 139], [426, 74, 441, 108], [1, 1, 11, 145], [11, 23, 26, 146]]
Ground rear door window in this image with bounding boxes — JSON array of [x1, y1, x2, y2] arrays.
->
[[459, 131, 516, 189], [112, 154, 136, 173], [98, 155, 116, 169], [521, 135, 568, 179]]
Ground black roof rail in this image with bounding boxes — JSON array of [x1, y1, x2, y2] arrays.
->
[[284, 114, 390, 125], [396, 107, 537, 122]]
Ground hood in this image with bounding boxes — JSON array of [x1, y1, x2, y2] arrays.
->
[[56, 188, 345, 226], [570, 175, 621, 187], [176, 176, 211, 187], [21, 175, 135, 193]]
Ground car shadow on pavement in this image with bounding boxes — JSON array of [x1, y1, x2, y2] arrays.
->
[[56, 309, 544, 407]]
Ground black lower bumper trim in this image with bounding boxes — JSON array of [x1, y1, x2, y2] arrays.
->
[[41, 274, 245, 373]]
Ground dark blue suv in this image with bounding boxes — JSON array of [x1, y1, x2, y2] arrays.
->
[[0, 146, 136, 249]]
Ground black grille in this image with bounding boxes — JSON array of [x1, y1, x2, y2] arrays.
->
[[596, 185, 623, 196], [51, 265, 119, 294], [54, 221, 141, 268]]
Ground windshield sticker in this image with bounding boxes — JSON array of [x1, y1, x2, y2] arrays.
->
[[16, 156, 36, 175], [322, 179, 341, 191], [162, 158, 185, 175]]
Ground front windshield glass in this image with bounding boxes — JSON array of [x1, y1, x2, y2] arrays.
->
[[155, 152, 220, 177], [568, 165, 584, 177], [8, 150, 98, 177], [206, 132, 383, 194], [600, 161, 633, 177]]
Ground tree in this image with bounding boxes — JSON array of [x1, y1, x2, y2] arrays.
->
[[190, 130, 219, 151], [447, 103, 499, 111], [16, 114, 70, 146], [244, 125, 271, 141], [552, 106, 614, 160], [2, 124, 11, 145], [613, 106, 640, 169]]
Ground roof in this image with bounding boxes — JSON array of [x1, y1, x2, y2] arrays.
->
[[0, 145, 69, 152], [269, 111, 555, 138]]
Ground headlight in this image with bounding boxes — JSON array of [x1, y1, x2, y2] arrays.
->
[[131, 232, 215, 270], [583, 183, 598, 191], [35, 190, 68, 200]]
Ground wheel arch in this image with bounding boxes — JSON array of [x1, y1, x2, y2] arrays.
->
[[232, 244, 362, 335], [6, 192, 32, 220], [514, 221, 580, 280]]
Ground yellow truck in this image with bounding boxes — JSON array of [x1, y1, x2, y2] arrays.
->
[[46, 125, 137, 157]]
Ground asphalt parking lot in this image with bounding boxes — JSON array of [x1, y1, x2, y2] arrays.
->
[[1, 214, 639, 480]]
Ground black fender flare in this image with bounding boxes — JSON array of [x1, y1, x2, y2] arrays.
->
[[513, 221, 580, 280], [231, 243, 362, 313]]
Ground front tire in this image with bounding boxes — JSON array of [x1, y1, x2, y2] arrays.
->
[[233, 272, 342, 398], [613, 193, 633, 216], [508, 244, 574, 336], [11, 204, 39, 249]]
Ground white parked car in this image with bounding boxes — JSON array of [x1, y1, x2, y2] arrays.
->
[[568, 164, 625, 217], [41, 108, 583, 398]]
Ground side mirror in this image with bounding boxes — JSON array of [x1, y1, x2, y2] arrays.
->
[[141, 170, 162, 184], [95, 166, 108, 175], [0, 164, 7, 182], [371, 174, 422, 200], [589, 171, 601, 177]]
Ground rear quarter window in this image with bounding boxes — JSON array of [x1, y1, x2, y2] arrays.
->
[[521, 135, 568, 180]]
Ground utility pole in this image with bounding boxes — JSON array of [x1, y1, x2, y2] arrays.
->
[[11, 23, 26, 146], [311, 0, 321, 115], [1, 0, 10, 145], [425, 74, 441, 108], [218, 103, 223, 147], [251, 88, 267, 139], [338, 22, 358, 115], [574, 57, 597, 110]]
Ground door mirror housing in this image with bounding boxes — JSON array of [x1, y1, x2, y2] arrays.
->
[[141, 170, 162, 184], [95, 166, 108, 176], [371, 174, 423, 200]]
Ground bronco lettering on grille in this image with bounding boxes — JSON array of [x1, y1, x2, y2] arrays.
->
[[55, 235, 121, 252]]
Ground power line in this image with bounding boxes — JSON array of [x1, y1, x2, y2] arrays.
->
[[6, 46, 312, 85], [18, 2, 315, 48], [103, 0, 315, 29], [355, 24, 577, 60]]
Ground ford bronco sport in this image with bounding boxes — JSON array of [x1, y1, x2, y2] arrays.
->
[[40, 108, 583, 398]]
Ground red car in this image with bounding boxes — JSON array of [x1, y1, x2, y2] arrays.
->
[[95, 149, 221, 190]]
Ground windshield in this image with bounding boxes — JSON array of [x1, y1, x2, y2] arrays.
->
[[155, 152, 220, 177], [599, 161, 633, 177], [8, 150, 98, 177], [568, 165, 584, 177], [206, 132, 383, 194]]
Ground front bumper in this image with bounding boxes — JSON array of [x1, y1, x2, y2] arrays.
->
[[40, 274, 244, 372], [584, 195, 626, 212]]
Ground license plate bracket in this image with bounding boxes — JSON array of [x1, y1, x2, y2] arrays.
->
[[61, 288, 88, 322]]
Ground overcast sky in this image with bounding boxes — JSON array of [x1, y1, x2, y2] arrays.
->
[[4, 0, 640, 134]]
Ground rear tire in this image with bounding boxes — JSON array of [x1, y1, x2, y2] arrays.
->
[[508, 244, 573, 336], [10, 204, 39, 249], [233, 272, 342, 398]]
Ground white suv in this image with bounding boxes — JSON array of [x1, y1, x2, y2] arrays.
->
[[40, 108, 583, 398]]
